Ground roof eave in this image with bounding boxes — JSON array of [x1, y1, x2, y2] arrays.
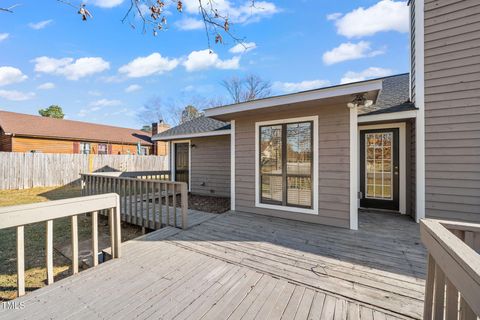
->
[[204, 79, 383, 118]]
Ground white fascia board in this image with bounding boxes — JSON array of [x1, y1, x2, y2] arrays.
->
[[205, 80, 383, 117], [152, 129, 231, 141], [358, 110, 417, 123]]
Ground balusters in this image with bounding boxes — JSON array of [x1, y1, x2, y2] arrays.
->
[[151, 182, 156, 229], [129, 179, 133, 224], [181, 183, 188, 229], [157, 182, 162, 229], [172, 184, 177, 227], [92, 211, 98, 267], [145, 181, 150, 229], [16, 226, 25, 297], [165, 183, 170, 226], [46, 220, 54, 284], [71, 215, 79, 274]]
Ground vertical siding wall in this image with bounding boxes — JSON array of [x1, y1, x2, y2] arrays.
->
[[234, 103, 351, 228], [190, 135, 231, 197], [424, 0, 480, 222], [410, 0, 417, 102]]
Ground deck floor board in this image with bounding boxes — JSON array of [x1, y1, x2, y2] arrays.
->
[[0, 211, 426, 320]]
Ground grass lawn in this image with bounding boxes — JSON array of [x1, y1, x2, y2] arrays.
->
[[0, 186, 143, 301]]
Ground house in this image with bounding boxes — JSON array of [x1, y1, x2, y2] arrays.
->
[[154, 0, 480, 230], [0, 110, 169, 156], [153, 74, 418, 229]]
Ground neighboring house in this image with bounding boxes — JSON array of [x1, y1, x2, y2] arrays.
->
[[154, 0, 480, 229], [0, 111, 168, 155]]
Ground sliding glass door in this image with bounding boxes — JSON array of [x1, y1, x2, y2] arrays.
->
[[260, 121, 313, 209]]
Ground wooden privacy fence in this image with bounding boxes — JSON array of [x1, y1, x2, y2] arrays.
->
[[81, 173, 188, 230], [420, 219, 480, 320], [0, 152, 168, 190], [0, 193, 121, 297]]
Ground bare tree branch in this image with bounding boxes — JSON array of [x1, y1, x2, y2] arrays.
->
[[221, 74, 271, 104], [56, 0, 258, 49], [0, 3, 20, 13]]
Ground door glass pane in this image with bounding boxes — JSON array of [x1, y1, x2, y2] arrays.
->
[[260, 125, 282, 174], [365, 132, 393, 200]]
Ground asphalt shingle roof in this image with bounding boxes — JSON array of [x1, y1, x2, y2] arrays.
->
[[153, 116, 230, 140], [358, 73, 416, 116]]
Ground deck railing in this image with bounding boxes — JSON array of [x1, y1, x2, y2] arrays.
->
[[420, 219, 480, 320], [93, 170, 171, 181], [0, 193, 121, 297], [80, 173, 188, 229]]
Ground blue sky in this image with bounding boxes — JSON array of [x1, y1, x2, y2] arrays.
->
[[0, 0, 410, 129]]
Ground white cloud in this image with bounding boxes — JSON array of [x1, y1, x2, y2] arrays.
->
[[90, 98, 122, 107], [0, 66, 28, 86], [37, 82, 55, 90], [119, 53, 179, 78], [0, 90, 35, 101], [33, 56, 110, 80], [90, 0, 124, 8], [182, 0, 278, 24], [0, 33, 9, 42], [229, 42, 257, 54], [125, 84, 142, 93], [175, 18, 204, 30], [273, 80, 331, 93], [326, 13, 342, 21], [341, 67, 393, 84], [183, 49, 240, 72], [28, 20, 53, 30], [323, 41, 385, 65], [330, 0, 409, 38]]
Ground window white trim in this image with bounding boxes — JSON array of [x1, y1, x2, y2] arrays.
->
[[414, 0, 426, 222], [170, 140, 191, 192], [230, 120, 236, 211], [205, 81, 382, 117], [358, 110, 417, 124], [152, 129, 231, 141], [358, 123, 407, 215], [255, 116, 319, 215], [349, 106, 359, 230]]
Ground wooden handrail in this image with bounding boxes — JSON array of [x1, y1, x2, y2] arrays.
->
[[420, 219, 480, 320], [86, 170, 171, 181], [80, 173, 188, 230], [0, 193, 121, 298]]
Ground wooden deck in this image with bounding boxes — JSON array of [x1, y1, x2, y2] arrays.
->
[[0, 211, 426, 320]]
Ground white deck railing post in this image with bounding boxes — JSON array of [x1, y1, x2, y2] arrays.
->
[[0, 193, 121, 297], [420, 219, 480, 320]]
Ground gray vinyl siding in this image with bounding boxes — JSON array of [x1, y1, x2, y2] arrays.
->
[[234, 103, 350, 228], [424, 0, 480, 222], [410, 0, 416, 102], [190, 135, 230, 197]]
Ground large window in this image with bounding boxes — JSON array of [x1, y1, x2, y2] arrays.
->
[[260, 121, 313, 209]]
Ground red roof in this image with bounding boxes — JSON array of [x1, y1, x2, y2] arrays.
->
[[0, 110, 151, 145]]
